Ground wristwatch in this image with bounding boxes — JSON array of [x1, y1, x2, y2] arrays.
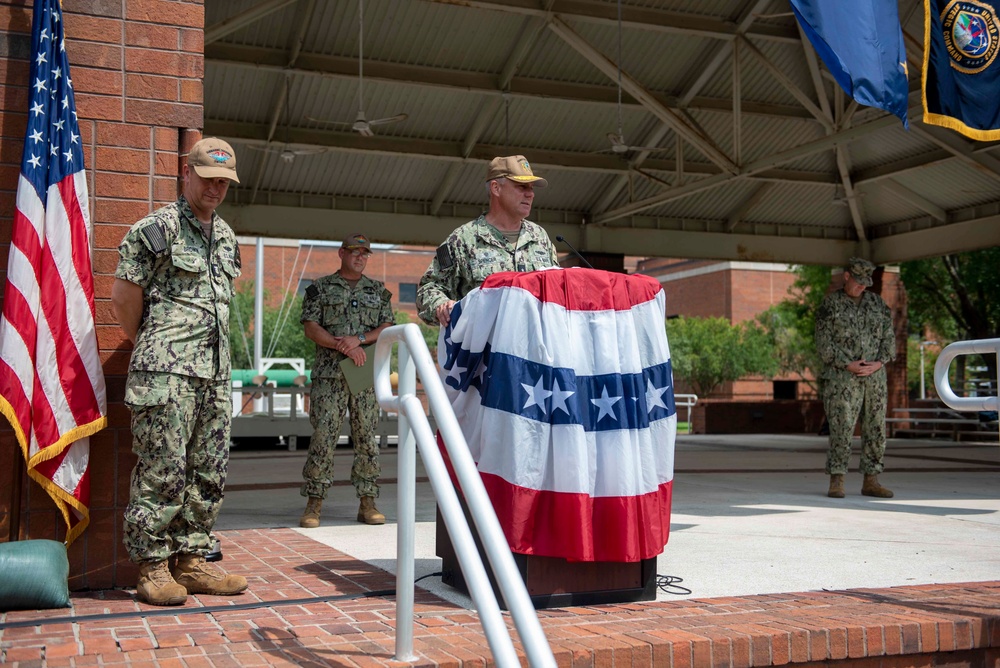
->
[[358, 333, 366, 343]]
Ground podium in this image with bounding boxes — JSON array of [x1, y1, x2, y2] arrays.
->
[[435, 268, 675, 608], [436, 507, 657, 609]]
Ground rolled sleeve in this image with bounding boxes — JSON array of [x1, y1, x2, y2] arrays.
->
[[115, 232, 155, 288], [416, 257, 453, 324], [379, 287, 394, 324]]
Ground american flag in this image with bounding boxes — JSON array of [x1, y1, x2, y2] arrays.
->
[[0, 0, 107, 546], [439, 268, 675, 562]]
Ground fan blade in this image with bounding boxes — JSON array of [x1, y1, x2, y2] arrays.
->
[[305, 115, 355, 127], [291, 147, 330, 156], [625, 145, 673, 153], [366, 113, 408, 127]]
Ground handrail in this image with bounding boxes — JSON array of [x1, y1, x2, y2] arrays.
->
[[675, 393, 698, 433], [373, 324, 556, 667], [933, 338, 1000, 412]]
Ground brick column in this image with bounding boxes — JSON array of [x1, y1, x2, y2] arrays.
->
[[0, 0, 205, 589], [874, 268, 909, 419]]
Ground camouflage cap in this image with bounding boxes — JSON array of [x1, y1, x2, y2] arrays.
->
[[486, 155, 548, 187], [845, 257, 875, 287], [188, 137, 240, 183], [342, 233, 371, 251]]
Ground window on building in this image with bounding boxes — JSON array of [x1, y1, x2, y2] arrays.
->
[[398, 282, 417, 303], [297, 279, 313, 297], [773, 380, 797, 400]]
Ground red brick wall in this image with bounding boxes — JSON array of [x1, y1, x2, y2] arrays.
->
[[664, 271, 730, 319], [0, 0, 205, 589], [729, 268, 797, 324]]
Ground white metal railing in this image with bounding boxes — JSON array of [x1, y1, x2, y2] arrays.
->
[[933, 338, 1000, 413], [373, 324, 556, 667], [675, 393, 698, 433]]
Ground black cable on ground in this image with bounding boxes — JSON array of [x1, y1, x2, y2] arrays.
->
[[656, 574, 692, 595]]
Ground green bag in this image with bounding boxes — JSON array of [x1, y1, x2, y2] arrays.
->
[[0, 539, 70, 611]]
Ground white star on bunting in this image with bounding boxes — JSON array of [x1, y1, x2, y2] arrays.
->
[[645, 379, 670, 414], [590, 385, 622, 422], [446, 361, 467, 384], [521, 377, 553, 413], [550, 378, 575, 415]]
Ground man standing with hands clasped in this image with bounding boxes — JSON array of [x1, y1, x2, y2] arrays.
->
[[112, 137, 247, 606], [815, 257, 896, 499], [299, 234, 394, 527]]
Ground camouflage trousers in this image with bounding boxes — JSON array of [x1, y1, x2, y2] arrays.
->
[[301, 370, 381, 499], [123, 371, 231, 564], [822, 370, 887, 475]]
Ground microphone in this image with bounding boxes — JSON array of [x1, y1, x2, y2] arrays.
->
[[555, 235, 595, 270]]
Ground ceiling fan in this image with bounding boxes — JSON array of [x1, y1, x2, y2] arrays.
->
[[248, 78, 332, 163], [306, 0, 407, 136], [595, 0, 670, 155]]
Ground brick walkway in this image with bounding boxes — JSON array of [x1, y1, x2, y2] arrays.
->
[[2, 528, 999, 667]]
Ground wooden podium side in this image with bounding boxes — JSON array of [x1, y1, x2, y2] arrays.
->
[[435, 507, 657, 609]]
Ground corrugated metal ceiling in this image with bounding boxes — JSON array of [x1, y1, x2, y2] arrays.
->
[[204, 0, 1000, 264]]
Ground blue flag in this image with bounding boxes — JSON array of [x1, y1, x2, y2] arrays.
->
[[791, 0, 909, 127], [922, 0, 1000, 140]]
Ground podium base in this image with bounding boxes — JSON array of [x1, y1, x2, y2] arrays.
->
[[435, 507, 657, 610]]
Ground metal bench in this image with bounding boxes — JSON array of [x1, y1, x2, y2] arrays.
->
[[887, 406, 997, 441]]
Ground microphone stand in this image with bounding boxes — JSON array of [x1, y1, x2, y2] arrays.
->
[[555, 235, 595, 270]]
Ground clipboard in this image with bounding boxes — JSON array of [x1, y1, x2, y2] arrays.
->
[[339, 344, 375, 394]]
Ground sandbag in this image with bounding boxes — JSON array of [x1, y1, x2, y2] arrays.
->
[[0, 539, 70, 611]]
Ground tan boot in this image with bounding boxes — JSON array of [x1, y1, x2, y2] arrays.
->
[[300, 497, 322, 528], [172, 554, 248, 595], [827, 474, 845, 498], [862, 474, 894, 498], [357, 496, 385, 525], [136, 560, 187, 606]]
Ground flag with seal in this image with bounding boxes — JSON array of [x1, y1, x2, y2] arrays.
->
[[923, 0, 1000, 139]]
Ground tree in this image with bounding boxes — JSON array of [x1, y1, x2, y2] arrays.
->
[[666, 316, 779, 397], [393, 311, 439, 359], [756, 265, 831, 392], [901, 249, 1000, 390], [229, 282, 314, 371]]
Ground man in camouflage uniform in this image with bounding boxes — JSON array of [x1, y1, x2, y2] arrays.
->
[[815, 257, 896, 499], [299, 233, 395, 527], [416, 155, 558, 325], [111, 138, 248, 606]]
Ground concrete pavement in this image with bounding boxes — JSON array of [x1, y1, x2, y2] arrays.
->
[[216, 433, 1000, 607]]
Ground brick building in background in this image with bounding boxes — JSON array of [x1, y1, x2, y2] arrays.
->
[[0, 0, 207, 589]]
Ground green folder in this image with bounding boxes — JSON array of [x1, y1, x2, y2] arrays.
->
[[339, 344, 376, 394]]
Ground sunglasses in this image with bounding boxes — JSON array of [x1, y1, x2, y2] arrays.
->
[[346, 247, 372, 257]]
